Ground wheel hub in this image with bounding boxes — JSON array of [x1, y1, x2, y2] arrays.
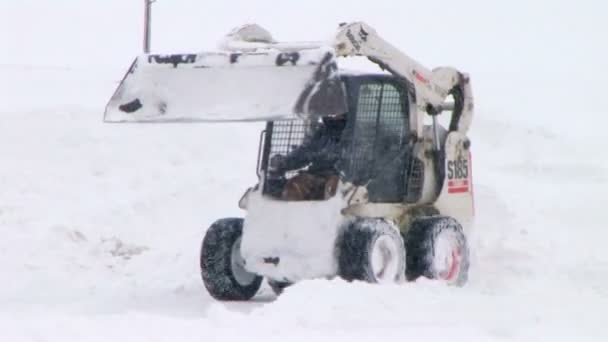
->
[[231, 237, 257, 286], [371, 235, 401, 283]]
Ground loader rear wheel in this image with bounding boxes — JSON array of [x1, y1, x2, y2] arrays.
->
[[338, 218, 406, 283], [200, 218, 263, 301], [405, 216, 470, 286]]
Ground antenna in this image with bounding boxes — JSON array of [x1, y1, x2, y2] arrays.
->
[[143, 0, 157, 53]]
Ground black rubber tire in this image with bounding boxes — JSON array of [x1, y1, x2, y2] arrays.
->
[[338, 218, 406, 283], [405, 216, 470, 286], [200, 218, 263, 301]]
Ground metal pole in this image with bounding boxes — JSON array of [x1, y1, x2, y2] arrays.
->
[[143, 0, 156, 53]]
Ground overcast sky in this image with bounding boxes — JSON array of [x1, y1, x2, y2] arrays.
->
[[1, 0, 605, 131]]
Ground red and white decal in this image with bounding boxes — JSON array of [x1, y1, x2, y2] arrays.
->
[[413, 70, 429, 84], [447, 157, 470, 194], [448, 179, 469, 194]]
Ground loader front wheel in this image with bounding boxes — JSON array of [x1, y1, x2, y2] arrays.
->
[[405, 216, 470, 286], [200, 218, 262, 301], [338, 218, 406, 283]]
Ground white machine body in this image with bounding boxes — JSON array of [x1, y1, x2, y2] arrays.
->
[[241, 189, 347, 282], [105, 21, 475, 283]]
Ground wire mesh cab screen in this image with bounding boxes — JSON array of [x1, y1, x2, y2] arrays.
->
[[258, 76, 423, 203], [341, 79, 421, 203], [260, 119, 321, 197]]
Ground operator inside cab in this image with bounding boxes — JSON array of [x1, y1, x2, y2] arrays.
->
[[269, 113, 347, 201]]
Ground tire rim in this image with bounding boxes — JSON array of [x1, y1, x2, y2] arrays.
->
[[438, 249, 461, 281], [231, 237, 257, 286], [370, 235, 401, 283], [434, 232, 462, 282]]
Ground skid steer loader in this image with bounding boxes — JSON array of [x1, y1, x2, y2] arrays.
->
[[105, 22, 475, 301]]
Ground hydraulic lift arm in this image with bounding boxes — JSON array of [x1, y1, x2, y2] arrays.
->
[[220, 21, 473, 133], [333, 22, 473, 134]]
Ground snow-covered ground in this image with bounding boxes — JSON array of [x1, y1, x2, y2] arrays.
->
[[1, 1, 607, 341]]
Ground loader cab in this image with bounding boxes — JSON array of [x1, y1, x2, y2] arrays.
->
[[259, 73, 424, 203]]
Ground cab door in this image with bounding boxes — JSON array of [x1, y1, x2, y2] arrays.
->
[[341, 78, 412, 203]]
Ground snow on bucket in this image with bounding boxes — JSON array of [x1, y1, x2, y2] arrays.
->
[[104, 47, 347, 123]]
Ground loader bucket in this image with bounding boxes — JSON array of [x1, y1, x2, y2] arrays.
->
[[104, 47, 347, 123]]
